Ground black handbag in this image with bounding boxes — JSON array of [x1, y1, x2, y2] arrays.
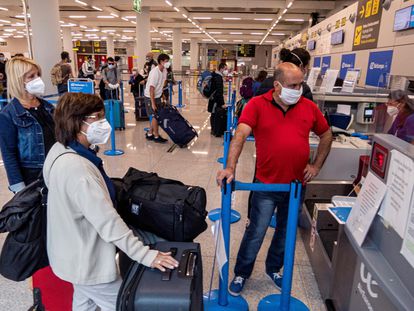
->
[[115, 168, 208, 242]]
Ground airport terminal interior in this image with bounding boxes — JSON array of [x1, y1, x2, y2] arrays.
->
[[0, 0, 414, 311]]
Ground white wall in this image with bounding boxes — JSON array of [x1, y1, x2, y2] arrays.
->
[[0, 39, 29, 58]]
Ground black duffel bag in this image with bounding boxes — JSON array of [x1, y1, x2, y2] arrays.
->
[[114, 168, 208, 242]]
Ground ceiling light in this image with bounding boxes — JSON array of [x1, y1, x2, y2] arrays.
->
[[187, 18, 192, 22], [254, 18, 273, 21], [218, 39, 228, 42], [125, 16, 136, 19], [59, 21, 65, 24], [193, 17, 211, 20], [123, 29, 135, 33], [12, 23, 26, 27], [202, 39, 212, 41], [191, 21, 196, 26], [152, 37, 161, 40], [116, 34, 121, 37], [189, 31, 201, 33], [69, 15, 86, 18], [233, 40, 243, 42], [265, 40, 275, 43], [80, 25, 87, 29], [110, 13, 119, 18], [121, 17, 129, 21], [173, 7, 180, 12], [223, 17, 241, 20], [74, 0, 87, 6], [0, 19, 10, 23], [249, 40, 259, 42], [167, 38, 173, 41], [4, 29, 16, 32], [0, 7, 8, 11], [251, 32, 264, 35], [102, 29, 115, 33], [284, 18, 305, 22], [61, 23, 77, 27], [163, 30, 173, 33], [98, 16, 114, 19], [277, 16, 282, 20], [209, 32, 222, 34], [15, 35, 24, 38], [230, 32, 243, 35], [287, 1, 293, 8], [182, 14, 187, 18], [271, 32, 285, 35], [282, 9, 288, 14], [85, 28, 99, 32], [165, 0, 173, 7], [101, 36, 107, 39], [92, 6, 102, 11], [131, 21, 137, 24]]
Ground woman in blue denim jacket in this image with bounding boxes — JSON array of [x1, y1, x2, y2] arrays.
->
[[0, 57, 56, 193]]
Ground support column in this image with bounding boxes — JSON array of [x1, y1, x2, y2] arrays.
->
[[201, 43, 208, 70], [62, 28, 75, 73], [107, 35, 115, 58], [172, 28, 182, 71], [135, 7, 151, 71], [190, 39, 199, 71], [27, 0, 61, 94]]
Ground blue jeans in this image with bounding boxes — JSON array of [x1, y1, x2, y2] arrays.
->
[[234, 188, 298, 278]]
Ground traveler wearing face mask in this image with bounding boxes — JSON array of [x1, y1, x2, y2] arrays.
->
[[386, 90, 414, 144], [143, 52, 158, 75], [217, 63, 332, 295], [208, 63, 228, 137], [81, 56, 96, 80], [102, 57, 121, 100], [0, 56, 56, 193], [52, 51, 74, 95], [43, 93, 178, 311], [144, 53, 170, 143]]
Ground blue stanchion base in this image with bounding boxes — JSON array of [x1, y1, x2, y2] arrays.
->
[[217, 157, 224, 164], [258, 294, 310, 311], [208, 208, 241, 223], [104, 149, 124, 156], [175, 104, 186, 108], [269, 214, 277, 228], [144, 127, 150, 132], [203, 290, 248, 311]]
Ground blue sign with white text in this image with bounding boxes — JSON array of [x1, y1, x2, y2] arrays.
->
[[68, 80, 94, 94], [339, 54, 356, 80], [313, 57, 321, 68], [365, 50, 393, 87], [321, 56, 331, 75]]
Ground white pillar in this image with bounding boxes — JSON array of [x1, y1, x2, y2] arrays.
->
[[190, 39, 199, 71], [201, 43, 208, 70], [62, 28, 75, 73], [107, 35, 115, 58], [135, 7, 151, 70], [28, 0, 61, 94], [172, 28, 182, 71]]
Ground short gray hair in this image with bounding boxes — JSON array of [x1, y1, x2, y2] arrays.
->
[[273, 68, 285, 84]]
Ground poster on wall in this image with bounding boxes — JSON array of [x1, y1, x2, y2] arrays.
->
[[321, 56, 331, 75], [340, 53, 356, 79], [313, 57, 321, 68], [365, 50, 393, 87], [352, 0, 383, 51]]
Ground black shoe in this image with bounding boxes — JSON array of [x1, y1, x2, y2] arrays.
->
[[154, 136, 168, 143], [146, 133, 155, 140]]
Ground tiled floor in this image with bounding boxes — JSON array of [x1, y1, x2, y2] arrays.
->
[[0, 79, 326, 311]]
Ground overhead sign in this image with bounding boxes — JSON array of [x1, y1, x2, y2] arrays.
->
[[365, 50, 393, 87], [313, 57, 321, 68], [340, 53, 356, 79], [353, 0, 383, 51], [133, 0, 141, 13], [321, 56, 331, 75], [68, 79, 94, 94]]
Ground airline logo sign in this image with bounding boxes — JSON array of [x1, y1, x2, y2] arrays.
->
[[353, 0, 383, 51], [313, 57, 321, 68], [365, 50, 393, 87], [321, 56, 331, 75], [340, 54, 356, 79]]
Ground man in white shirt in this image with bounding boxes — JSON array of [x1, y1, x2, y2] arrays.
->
[[144, 53, 171, 143]]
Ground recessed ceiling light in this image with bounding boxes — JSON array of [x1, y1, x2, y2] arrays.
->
[[125, 16, 136, 19], [61, 23, 77, 27], [271, 32, 285, 36], [233, 40, 243, 42], [102, 29, 115, 33], [163, 30, 173, 33], [230, 32, 243, 35], [110, 13, 119, 18], [223, 17, 241, 20], [15, 35, 24, 38], [98, 16, 114, 19], [165, 0, 173, 6], [92, 6, 102, 11], [123, 29, 135, 33], [182, 14, 188, 18], [202, 39, 212, 41], [193, 17, 211, 20], [152, 37, 161, 40], [173, 7, 180, 12], [282, 8, 288, 14], [249, 40, 260, 42], [12, 23, 26, 27], [209, 32, 222, 34], [0, 7, 8, 11], [254, 18, 273, 21], [4, 29, 16, 32], [131, 21, 137, 24], [287, 1, 293, 8], [69, 15, 86, 18], [121, 17, 129, 21], [85, 28, 99, 32], [0, 19, 10, 23], [74, 0, 87, 6], [59, 21, 65, 24], [189, 31, 202, 34], [284, 18, 305, 22], [80, 25, 87, 29], [265, 40, 275, 43], [218, 39, 228, 42], [250, 32, 264, 35]]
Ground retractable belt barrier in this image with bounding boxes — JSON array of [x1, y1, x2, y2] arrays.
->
[[176, 81, 185, 109], [204, 158, 307, 310], [104, 87, 124, 156]]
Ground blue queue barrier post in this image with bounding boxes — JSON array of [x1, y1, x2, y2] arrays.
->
[[208, 131, 241, 224], [104, 99, 124, 156], [258, 181, 309, 311], [176, 80, 185, 108], [144, 115, 152, 133], [204, 179, 249, 311], [227, 80, 232, 104], [218, 91, 237, 165], [169, 82, 173, 106]]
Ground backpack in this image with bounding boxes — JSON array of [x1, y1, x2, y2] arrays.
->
[[197, 71, 215, 98], [236, 98, 248, 119], [50, 63, 63, 86], [240, 77, 254, 99]]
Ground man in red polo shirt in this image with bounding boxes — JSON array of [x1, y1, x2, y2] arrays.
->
[[217, 62, 332, 295]]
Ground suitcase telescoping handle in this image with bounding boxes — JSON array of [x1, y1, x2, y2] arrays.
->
[[161, 248, 197, 281]]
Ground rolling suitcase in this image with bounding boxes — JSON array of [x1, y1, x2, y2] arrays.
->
[[134, 88, 148, 121], [155, 105, 197, 147], [117, 242, 203, 311], [210, 106, 227, 137], [104, 90, 125, 130]]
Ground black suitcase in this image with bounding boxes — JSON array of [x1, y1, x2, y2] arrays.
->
[[115, 168, 208, 242], [134, 95, 148, 121], [117, 242, 203, 311], [211, 106, 227, 137], [155, 105, 198, 147]]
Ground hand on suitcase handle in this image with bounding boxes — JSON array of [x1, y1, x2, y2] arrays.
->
[[151, 251, 179, 272]]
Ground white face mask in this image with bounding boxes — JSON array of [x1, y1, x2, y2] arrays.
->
[[164, 61, 171, 69], [387, 106, 399, 116], [222, 69, 229, 76], [25, 77, 45, 96], [278, 82, 303, 106], [108, 64, 115, 69], [82, 119, 112, 145]]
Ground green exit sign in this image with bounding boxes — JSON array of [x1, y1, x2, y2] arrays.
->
[[133, 0, 141, 13]]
